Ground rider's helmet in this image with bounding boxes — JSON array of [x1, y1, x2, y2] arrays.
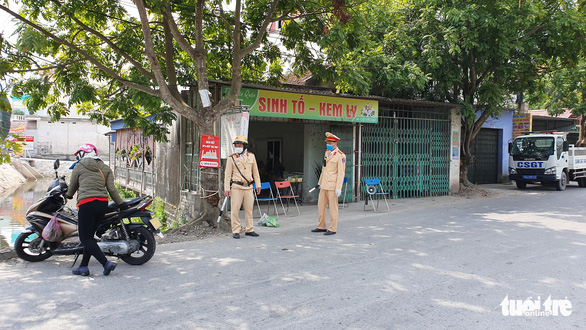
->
[[74, 143, 98, 160]]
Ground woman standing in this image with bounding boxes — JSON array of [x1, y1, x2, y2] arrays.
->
[[66, 144, 127, 276]]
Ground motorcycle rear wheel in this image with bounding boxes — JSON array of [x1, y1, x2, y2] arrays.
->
[[121, 226, 156, 265], [14, 232, 53, 262]]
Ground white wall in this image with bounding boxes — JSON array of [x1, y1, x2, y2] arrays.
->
[[32, 118, 110, 158]]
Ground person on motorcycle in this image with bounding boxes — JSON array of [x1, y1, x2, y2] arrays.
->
[[66, 143, 127, 276]]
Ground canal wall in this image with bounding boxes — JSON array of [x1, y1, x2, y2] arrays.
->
[[0, 163, 27, 197], [0, 159, 75, 198]]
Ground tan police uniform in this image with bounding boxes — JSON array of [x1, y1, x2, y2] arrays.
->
[[224, 151, 261, 234], [317, 133, 346, 233]]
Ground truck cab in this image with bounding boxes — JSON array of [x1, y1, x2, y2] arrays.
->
[[509, 133, 586, 190]]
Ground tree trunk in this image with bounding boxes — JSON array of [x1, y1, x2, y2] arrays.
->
[[459, 122, 475, 186], [577, 115, 586, 147], [169, 114, 227, 234]]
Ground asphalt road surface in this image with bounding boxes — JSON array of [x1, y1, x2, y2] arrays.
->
[[1, 183, 585, 329]]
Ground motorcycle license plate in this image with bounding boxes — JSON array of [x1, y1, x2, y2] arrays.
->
[[150, 217, 162, 230], [522, 175, 537, 179]]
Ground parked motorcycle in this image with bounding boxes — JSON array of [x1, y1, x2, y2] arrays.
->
[[14, 160, 163, 265]]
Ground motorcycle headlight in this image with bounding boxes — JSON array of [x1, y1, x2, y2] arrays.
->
[[544, 167, 556, 175], [509, 168, 517, 175]]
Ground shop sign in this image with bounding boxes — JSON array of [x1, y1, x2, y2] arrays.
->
[[199, 134, 220, 168], [222, 87, 378, 124], [23, 136, 34, 151], [513, 114, 532, 138]]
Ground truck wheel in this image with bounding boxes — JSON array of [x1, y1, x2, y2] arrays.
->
[[555, 172, 567, 191], [515, 181, 527, 189], [578, 178, 586, 187]]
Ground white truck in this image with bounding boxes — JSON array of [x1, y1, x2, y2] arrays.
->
[[508, 133, 586, 190]]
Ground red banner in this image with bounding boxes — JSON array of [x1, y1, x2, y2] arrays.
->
[[199, 135, 220, 168]]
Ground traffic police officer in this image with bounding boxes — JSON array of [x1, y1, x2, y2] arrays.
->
[[312, 132, 346, 235], [224, 136, 261, 239]]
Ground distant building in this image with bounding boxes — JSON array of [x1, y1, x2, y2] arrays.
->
[[8, 97, 110, 159]]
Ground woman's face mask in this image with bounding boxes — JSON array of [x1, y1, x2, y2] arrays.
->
[[326, 144, 334, 151], [235, 147, 244, 154]]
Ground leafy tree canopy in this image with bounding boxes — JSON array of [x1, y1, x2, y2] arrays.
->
[[0, 0, 341, 141], [287, 0, 585, 181]]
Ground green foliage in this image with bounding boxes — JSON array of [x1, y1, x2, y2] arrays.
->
[[528, 58, 586, 117], [285, 0, 585, 121], [114, 183, 136, 199], [1, 0, 322, 143], [146, 196, 178, 232]]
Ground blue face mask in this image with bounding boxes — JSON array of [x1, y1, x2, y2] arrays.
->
[[326, 144, 334, 151]]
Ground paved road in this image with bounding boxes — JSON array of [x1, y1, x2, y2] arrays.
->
[[1, 183, 585, 329]]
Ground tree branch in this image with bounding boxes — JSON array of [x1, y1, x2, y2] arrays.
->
[[162, 2, 199, 64], [471, 107, 492, 139], [5, 59, 84, 73], [68, 16, 155, 80], [162, 15, 182, 101], [241, 0, 280, 56], [0, 4, 159, 98], [133, 0, 191, 114], [216, 0, 234, 40]]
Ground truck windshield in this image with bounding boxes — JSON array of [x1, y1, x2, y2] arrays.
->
[[511, 137, 555, 157]]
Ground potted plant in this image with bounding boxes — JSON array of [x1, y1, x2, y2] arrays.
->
[[129, 145, 143, 167]]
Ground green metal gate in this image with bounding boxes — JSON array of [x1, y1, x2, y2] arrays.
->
[[361, 106, 451, 199]]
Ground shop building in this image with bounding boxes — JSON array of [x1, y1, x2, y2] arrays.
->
[[181, 83, 460, 204], [113, 82, 460, 221]]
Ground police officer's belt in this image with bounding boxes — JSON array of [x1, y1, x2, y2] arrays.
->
[[231, 181, 249, 187]]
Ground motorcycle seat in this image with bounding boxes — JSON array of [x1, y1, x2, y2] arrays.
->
[[106, 197, 143, 212]]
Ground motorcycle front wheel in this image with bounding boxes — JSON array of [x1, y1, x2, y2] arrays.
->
[[121, 226, 156, 265], [14, 232, 53, 262]]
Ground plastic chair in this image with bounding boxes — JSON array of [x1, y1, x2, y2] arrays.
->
[[363, 178, 390, 212], [274, 181, 300, 216], [341, 177, 349, 208], [253, 182, 279, 218]]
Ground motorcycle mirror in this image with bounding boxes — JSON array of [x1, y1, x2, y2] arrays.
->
[[54, 159, 60, 170]]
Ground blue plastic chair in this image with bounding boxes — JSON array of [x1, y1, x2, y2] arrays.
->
[[253, 182, 279, 218], [341, 177, 349, 208], [363, 178, 390, 212]]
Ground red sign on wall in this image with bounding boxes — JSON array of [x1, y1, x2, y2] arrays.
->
[[199, 135, 220, 168]]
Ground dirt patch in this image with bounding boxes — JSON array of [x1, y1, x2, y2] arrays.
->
[[0, 247, 17, 262], [157, 226, 228, 244], [454, 184, 498, 199]]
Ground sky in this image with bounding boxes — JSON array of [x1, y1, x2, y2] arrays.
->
[[0, 0, 19, 42]]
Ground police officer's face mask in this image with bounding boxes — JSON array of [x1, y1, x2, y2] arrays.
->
[[326, 144, 334, 151], [235, 147, 244, 154]]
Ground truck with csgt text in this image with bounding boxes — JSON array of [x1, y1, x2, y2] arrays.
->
[[509, 133, 586, 190]]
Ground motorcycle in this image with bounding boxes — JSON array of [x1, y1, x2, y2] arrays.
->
[[14, 160, 163, 266]]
